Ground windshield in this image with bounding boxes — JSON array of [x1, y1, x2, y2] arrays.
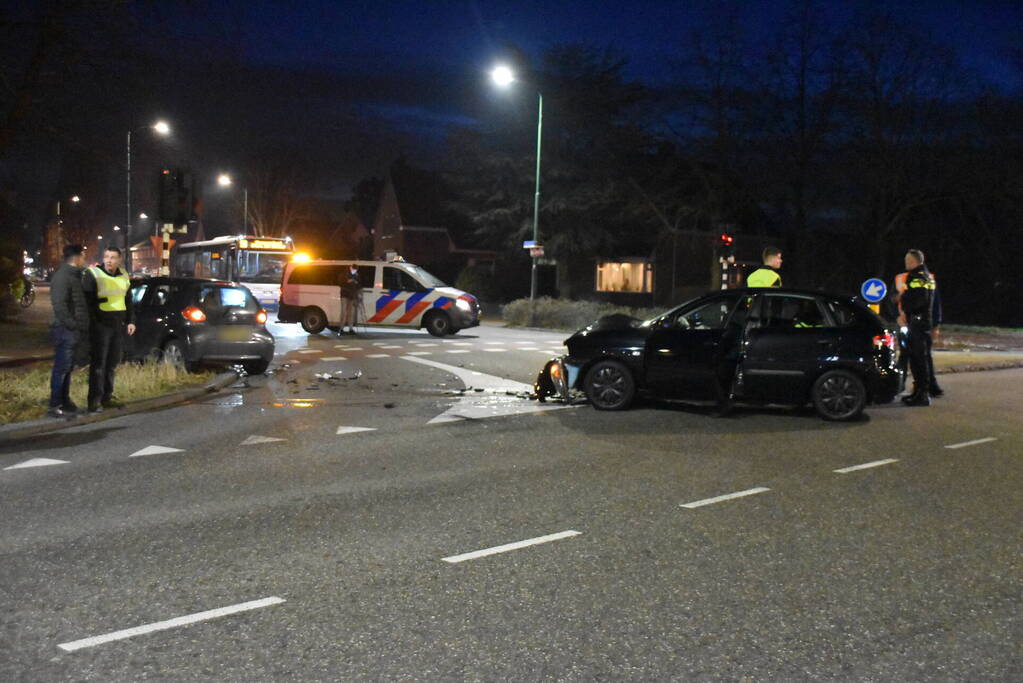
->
[[640, 295, 701, 327], [237, 251, 289, 284], [403, 264, 447, 288]]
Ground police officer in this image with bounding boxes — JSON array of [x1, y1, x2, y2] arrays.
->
[[82, 246, 136, 412], [747, 246, 783, 287], [899, 249, 936, 407]]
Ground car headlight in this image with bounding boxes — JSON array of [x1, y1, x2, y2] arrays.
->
[[549, 360, 568, 399], [455, 299, 472, 312]]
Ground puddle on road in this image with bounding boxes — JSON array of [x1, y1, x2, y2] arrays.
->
[[269, 398, 326, 408]]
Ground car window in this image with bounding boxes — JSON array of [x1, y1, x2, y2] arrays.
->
[[131, 284, 148, 305], [287, 264, 345, 286], [760, 295, 826, 328], [148, 284, 176, 308], [383, 266, 424, 292], [199, 286, 257, 313], [678, 294, 740, 330], [823, 299, 858, 328]]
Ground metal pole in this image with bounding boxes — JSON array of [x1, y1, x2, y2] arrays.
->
[[531, 92, 542, 302], [125, 129, 132, 271], [243, 188, 248, 234]]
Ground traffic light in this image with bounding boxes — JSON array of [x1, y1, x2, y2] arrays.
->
[[718, 233, 734, 248]]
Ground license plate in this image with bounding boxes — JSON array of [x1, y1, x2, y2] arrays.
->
[[217, 326, 251, 342]]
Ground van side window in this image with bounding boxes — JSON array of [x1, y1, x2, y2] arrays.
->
[[383, 267, 423, 292], [288, 265, 344, 286]]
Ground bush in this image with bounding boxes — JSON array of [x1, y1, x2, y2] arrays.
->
[[454, 265, 496, 300], [502, 297, 663, 330]]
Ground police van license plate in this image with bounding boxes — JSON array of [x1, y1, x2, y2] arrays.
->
[[217, 327, 251, 342]]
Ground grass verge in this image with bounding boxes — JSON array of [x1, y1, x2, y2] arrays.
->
[[0, 361, 216, 424]]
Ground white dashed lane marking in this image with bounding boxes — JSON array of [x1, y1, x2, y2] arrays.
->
[[4, 458, 68, 471], [320, 356, 347, 361], [57, 597, 286, 652], [680, 487, 771, 509], [442, 530, 581, 563], [945, 437, 997, 450], [833, 458, 899, 474]]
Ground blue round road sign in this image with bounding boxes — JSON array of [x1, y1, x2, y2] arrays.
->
[[860, 278, 887, 303]]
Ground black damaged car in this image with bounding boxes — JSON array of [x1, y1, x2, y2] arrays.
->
[[535, 288, 901, 421]]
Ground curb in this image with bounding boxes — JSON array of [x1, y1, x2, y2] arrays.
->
[[936, 360, 1023, 375], [0, 370, 241, 443]]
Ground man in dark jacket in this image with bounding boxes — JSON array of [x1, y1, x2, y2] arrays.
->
[[899, 249, 936, 406], [47, 244, 89, 418], [82, 246, 135, 412]]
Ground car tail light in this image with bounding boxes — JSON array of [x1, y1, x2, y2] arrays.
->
[[182, 306, 206, 323], [873, 333, 896, 351], [256, 309, 268, 324]]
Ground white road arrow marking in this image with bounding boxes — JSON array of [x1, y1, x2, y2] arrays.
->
[[240, 435, 286, 446], [402, 356, 570, 424], [129, 445, 184, 458], [4, 458, 69, 470], [336, 426, 377, 435]]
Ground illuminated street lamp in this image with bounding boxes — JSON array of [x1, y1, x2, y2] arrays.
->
[[216, 172, 249, 233], [126, 120, 170, 266], [491, 63, 543, 303]]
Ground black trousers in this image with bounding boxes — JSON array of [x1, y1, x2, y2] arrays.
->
[[906, 324, 933, 395], [88, 321, 125, 405]]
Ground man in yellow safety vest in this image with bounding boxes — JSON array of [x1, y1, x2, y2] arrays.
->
[[82, 247, 136, 412], [747, 246, 783, 287]]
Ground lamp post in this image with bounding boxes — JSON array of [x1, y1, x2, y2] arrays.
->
[[217, 173, 249, 233], [491, 64, 543, 303], [126, 120, 170, 270]]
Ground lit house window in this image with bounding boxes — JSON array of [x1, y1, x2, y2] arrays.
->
[[596, 260, 653, 293]]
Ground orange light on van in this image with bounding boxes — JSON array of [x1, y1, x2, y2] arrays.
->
[[292, 252, 311, 263], [256, 309, 268, 324], [182, 306, 206, 323]]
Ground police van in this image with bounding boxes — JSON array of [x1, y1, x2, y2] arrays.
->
[[277, 258, 480, 336]]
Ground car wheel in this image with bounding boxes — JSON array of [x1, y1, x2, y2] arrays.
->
[[301, 306, 327, 334], [812, 369, 866, 421], [424, 311, 452, 337], [583, 359, 636, 411], [243, 359, 270, 375], [161, 339, 195, 373]]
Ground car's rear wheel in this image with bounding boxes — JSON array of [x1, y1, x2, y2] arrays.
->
[[424, 311, 452, 337], [243, 359, 270, 375], [583, 359, 636, 410], [812, 369, 866, 421], [161, 339, 195, 373], [301, 306, 327, 334]]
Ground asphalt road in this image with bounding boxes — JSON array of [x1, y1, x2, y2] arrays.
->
[[1, 320, 1019, 681]]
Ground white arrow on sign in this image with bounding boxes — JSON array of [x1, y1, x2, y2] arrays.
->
[[865, 282, 884, 299], [4, 458, 69, 470]]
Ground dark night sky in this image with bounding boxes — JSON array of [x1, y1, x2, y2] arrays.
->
[[150, 0, 1023, 139]]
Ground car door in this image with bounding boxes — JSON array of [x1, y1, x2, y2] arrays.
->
[[133, 282, 175, 358], [741, 293, 836, 403], [645, 292, 743, 399]]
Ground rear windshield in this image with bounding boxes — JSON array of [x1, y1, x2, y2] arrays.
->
[[198, 286, 257, 312]]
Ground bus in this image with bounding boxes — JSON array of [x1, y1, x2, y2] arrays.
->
[[170, 235, 294, 309]]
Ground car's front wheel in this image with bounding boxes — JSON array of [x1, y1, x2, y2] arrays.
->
[[583, 359, 636, 410], [424, 311, 452, 337], [300, 306, 327, 334], [812, 369, 866, 421]]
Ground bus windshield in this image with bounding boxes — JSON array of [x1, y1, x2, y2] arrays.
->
[[237, 251, 289, 284]]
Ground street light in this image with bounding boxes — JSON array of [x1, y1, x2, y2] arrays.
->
[[126, 120, 170, 267], [491, 63, 543, 303], [216, 172, 250, 233]]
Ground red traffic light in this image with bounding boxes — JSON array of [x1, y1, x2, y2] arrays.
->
[[718, 233, 734, 246]]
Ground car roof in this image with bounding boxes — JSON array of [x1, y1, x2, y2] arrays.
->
[[712, 287, 859, 302], [132, 276, 237, 287]]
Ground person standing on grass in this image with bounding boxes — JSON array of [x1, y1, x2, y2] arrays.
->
[[82, 246, 135, 413], [47, 244, 89, 418]]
